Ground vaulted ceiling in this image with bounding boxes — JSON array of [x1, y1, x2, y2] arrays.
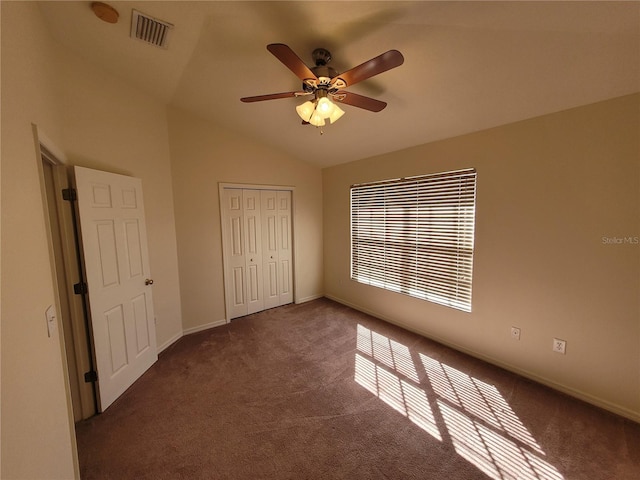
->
[[38, 1, 640, 168]]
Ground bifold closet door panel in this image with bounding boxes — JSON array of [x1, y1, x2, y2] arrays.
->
[[261, 190, 293, 309], [222, 189, 248, 319], [277, 191, 293, 305], [261, 190, 280, 310], [243, 189, 264, 315]]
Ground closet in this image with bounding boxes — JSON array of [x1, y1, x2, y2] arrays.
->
[[220, 187, 293, 320]]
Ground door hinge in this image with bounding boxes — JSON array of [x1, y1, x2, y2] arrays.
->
[[62, 188, 77, 201], [84, 370, 98, 383], [73, 282, 88, 295]]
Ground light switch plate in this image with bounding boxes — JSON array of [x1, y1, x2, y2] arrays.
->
[[46, 305, 57, 337]]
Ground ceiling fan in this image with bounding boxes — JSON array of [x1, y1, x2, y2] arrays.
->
[[240, 43, 404, 127]]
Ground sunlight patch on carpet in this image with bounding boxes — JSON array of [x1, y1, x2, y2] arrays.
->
[[355, 353, 442, 440], [354, 324, 564, 480]]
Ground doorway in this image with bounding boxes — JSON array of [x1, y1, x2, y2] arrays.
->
[[39, 157, 159, 416], [39, 146, 96, 421]]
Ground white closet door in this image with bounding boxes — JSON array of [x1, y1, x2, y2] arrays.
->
[[222, 187, 293, 320], [277, 191, 293, 305], [222, 189, 248, 319], [243, 190, 264, 314], [261, 190, 280, 309]]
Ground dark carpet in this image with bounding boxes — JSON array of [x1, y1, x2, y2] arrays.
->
[[76, 298, 640, 479]]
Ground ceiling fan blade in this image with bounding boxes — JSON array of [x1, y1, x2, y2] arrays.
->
[[267, 43, 318, 83], [332, 91, 387, 112], [331, 50, 404, 88], [241, 91, 309, 103]]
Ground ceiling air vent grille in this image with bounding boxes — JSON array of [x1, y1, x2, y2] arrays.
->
[[130, 10, 173, 49]]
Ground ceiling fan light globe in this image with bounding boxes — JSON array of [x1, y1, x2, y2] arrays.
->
[[328, 104, 345, 124], [309, 112, 326, 127], [296, 101, 315, 122], [316, 97, 334, 117]]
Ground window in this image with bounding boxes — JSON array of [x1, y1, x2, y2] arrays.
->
[[350, 168, 477, 312]]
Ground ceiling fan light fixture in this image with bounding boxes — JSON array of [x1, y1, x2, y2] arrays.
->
[[309, 111, 326, 127], [315, 97, 344, 125], [316, 97, 334, 116], [296, 95, 344, 127], [296, 101, 315, 122], [328, 103, 345, 124]]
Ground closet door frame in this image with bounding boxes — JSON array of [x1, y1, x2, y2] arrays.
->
[[219, 183, 296, 323]]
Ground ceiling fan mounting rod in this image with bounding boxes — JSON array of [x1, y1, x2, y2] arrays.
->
[[315, 88, 329, 100]]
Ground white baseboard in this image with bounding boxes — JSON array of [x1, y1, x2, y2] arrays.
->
[[157, 331, 182, 354], [183, 319, 228, 336], [325, 294, 640, 424], [295, 293, 324, 304], [157, 319, 228, 354]]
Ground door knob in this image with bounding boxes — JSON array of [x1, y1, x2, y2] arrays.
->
[[145, 278, 154, 285]]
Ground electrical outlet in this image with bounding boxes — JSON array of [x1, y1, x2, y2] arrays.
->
[[553, 338, 566, 354], [511, 327, 521, 340]]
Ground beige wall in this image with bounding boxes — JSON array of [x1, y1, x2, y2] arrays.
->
[[323, 94, 640, 421], [2, 2, 184, 477], [55, 47, 183, 352], [1, 2, 321, 474], [167, 106, 324, 331], [1, 2, 78, 478]]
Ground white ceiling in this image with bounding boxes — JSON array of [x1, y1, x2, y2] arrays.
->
[[38, 1, 640, 168]]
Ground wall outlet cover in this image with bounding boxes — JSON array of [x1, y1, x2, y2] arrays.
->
[[511, 327, 521, 340], [553, 338, 566, 354]]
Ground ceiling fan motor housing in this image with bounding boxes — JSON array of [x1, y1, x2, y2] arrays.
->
[[305, 49, 338, 93], [312, 48, 331, 66]]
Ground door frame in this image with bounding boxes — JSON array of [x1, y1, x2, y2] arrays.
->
[[35, 128, 97, 422], [33, 126, 85, 478], [218, 182, 297, 323]]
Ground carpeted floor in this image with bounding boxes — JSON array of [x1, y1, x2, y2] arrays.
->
[[75, 298, 640, 479]]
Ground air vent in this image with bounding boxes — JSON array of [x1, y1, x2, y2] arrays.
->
[[130, 10, 173, 49]]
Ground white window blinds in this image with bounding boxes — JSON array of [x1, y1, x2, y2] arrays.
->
[[350, 168, 477, 312]]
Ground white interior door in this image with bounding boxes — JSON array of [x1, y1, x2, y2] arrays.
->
[[74, 166, 157, 411]]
